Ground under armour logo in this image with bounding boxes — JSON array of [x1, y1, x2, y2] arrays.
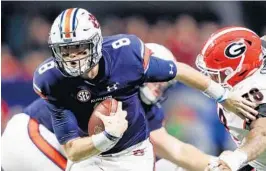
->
[[169, 64, 174, 75], [107, 82, 119, 92]]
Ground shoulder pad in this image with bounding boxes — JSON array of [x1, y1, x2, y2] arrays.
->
[[103, 34, 145, 60], [33, 58, 64, 100]]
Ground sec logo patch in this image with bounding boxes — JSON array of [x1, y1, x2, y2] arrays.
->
[[77, 89, 91, 102]]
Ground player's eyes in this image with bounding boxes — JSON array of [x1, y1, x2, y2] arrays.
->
[[77, 50, 87, 55], [62, 53, 69, 57]]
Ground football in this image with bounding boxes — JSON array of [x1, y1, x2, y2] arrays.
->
[[88, 98, 118, 136]]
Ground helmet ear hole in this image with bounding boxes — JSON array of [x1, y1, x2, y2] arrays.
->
[[238, 69, 248, 77], [224, 69, 231, 76], [244, 39, 252, 45]]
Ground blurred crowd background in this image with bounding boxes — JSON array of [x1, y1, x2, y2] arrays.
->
[[2, 1, 266, 156]]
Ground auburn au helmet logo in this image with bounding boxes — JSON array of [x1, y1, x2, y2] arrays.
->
[[224, 42, 247, 58]]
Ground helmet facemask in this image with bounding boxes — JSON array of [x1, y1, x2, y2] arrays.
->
[[50, 33, 102, 77], [196, 54, 236, 89]]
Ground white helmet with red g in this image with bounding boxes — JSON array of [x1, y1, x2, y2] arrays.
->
[[49, 8, 102, 77]]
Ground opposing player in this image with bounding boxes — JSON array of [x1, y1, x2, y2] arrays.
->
[[196, 26, 266, 171], [143, 43, 217, 171], [2, 8, 258, 171]]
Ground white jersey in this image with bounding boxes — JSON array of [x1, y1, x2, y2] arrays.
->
[[217, 63, 266, 170]]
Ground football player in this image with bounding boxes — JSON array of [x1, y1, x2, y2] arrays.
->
[[196, 26, 266, 171], [2, 43, 216, 171], [2, 8, 258, 171], [143, 43, 217, 171]]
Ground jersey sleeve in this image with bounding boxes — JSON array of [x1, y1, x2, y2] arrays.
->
[[144, 56, 177, 82], [145, 104, 165, 132], [111, 35, 177, 84], [45, 100, 80, 144], [33, 60, 80, 144], [127, 35, 177, 82], [33, 59, 60, 101]]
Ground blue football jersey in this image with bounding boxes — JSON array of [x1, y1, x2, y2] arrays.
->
[[31, 34, 176, 154]]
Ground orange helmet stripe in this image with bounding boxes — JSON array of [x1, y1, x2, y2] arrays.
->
[[64, 8, 74, 38]]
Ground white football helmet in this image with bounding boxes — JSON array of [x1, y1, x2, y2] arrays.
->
[[140, 43, 177, 105], [49, 8, 103, 77]]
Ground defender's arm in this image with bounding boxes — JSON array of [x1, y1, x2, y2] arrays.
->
[[219, 117, 266, 171], [240, 117, 266, 161], [151, 127, 214, 171], [143, 44, 258, 120]]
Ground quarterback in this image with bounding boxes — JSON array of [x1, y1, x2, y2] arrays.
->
[[2, 43, 216, 171]]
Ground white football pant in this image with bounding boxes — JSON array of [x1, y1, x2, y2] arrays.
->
[[66, 139, 155, 171], [1, 113, 67, 171]]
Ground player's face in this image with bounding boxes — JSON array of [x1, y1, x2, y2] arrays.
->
[[56, 43, 100, 78], [59, 44, 92, 66], [145, 82, 168, 98]]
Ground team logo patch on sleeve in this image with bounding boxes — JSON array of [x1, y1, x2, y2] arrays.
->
[[77, 89, 91, 102]]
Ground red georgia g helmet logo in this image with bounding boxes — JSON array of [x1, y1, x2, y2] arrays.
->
[[224, 42, 247, 58]]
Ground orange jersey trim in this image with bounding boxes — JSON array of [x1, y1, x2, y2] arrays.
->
[[28, 119, 67, 170]]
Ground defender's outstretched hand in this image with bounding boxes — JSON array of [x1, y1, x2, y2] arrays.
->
[[221, 91, 258, 121]]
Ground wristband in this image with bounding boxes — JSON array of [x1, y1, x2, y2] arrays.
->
[[219, 150, 248, 171], [216, 88, 229, 103], [103, 131, 120, 141], [204, 80, 227, 103], [91, 131, 120, 152]]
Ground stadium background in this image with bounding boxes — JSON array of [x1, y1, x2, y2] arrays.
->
[[1, 1, 266, 156]]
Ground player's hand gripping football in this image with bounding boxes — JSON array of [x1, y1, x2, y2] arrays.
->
[[221, 91, 258, 121], [95, 102, 128, 138]]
